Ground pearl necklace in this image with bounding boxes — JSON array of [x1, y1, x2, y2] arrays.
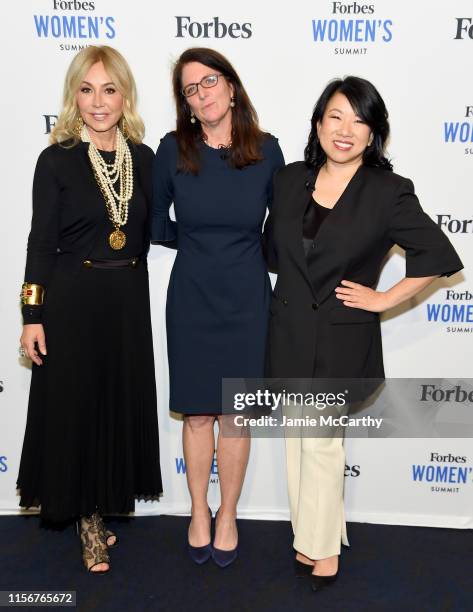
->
[[81, 124, 134, 250]]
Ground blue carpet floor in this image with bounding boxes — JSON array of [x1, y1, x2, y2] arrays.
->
[[0, 516, 471, 612]]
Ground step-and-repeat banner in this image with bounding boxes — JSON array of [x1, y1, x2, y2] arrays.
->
[[1, 1, 472, 528]]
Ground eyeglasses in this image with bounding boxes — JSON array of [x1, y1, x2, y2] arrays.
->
[[181, 74, 223, 98]]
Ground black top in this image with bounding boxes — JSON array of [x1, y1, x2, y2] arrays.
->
[[22, 141, 154, 324], [302, 197, 331, 256], [88, 150, 147, 259]]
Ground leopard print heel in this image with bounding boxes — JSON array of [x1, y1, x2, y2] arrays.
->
[[77, 513, 110, 574], [105, 529, 118, 547], [94, 514, 118, 548]]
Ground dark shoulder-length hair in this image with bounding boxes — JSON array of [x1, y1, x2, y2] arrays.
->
[[172, 47, 265, 175], [304, 76, 393, 171]]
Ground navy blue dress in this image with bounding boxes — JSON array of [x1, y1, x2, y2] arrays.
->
[[152, 133, 284, 414]]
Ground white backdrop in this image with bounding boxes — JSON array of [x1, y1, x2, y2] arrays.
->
[[1, 1, 472, 528]]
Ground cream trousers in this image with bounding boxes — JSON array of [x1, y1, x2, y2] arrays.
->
[[284, 402, 349, 560]]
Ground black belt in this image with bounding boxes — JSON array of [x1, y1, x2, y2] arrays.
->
[[82, 257, 140, 269]]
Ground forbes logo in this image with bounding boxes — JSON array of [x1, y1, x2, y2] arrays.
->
[[53, 1, 95, 9], [312, 18, 393, 43], [43, 115, 58, 134], [454, 18, 473, 39], [443, 106, 473, 155], [34, 1, 115, 40], [430, 452, 466, 463], [444, 106, 473, 143], [344, 464, 360, 477], [412, 452, 472, 494], [425, 290, 473, 332], [175, 16, 252, 39], [311, 1, 393, 45], [175, 456, 219, 475], [0, 457, 7, 473], [34, 15, 115, 39], [436, 214, 473, 234], [426, 290, 473, 325], [412, 463, 472, 484], [420, 384, 473, 402]]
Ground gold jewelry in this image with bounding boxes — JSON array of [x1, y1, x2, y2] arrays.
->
[[230, 97, 235, 108], [74, 115, 84, 137], [81, 125, 134, 250], [109, 229, 127, 250], [120, 116, 129, 140], [21, 283, 45, 306], [190, 111, 196, 124]]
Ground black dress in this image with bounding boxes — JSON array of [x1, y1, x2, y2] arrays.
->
[[17, 143, 162, 522], [152, 133, 285, 414]]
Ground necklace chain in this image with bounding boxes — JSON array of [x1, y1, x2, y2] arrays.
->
[[202, 132, 232, 149], [81, 124, 134, 230]]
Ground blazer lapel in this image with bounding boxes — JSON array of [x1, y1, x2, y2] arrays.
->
[[306, 165, 366, 305], [285, 165, 319, 300]]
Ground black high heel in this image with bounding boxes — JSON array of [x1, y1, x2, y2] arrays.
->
[[211, 508, 238, 568], [188, 507, 213, 565], [311, 572, 338, 592], [294, 558, 314, 578]]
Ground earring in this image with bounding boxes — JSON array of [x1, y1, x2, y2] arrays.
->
[[230, 97, 235, 108], [74, 115, 84, 138], [120, 116, 129, 139], [190, 111, 196, 124]]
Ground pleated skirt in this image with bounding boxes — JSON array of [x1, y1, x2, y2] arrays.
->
[[17, 262, 162, 522]]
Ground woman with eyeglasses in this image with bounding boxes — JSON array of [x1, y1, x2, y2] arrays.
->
[[152, 47, 284, 567], [263, 76, 463, 592]]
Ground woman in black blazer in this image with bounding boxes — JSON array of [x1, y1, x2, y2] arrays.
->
[[17, 46, 162, 573], [263, 76, 463, 592]]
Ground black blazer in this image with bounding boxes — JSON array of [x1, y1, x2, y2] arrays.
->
[[263, 162, 463, 382]]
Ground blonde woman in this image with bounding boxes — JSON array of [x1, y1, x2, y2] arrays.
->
[[17, 45, 162, 573]]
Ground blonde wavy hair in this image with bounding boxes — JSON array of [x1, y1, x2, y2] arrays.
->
[[51, 45, 144, 146]]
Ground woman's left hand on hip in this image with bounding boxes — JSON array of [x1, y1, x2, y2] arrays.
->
[[335, 280, 388, 313]]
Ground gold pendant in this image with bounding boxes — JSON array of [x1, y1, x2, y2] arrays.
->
[[109, 229, 126, 250]]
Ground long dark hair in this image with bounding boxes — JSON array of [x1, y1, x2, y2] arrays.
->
[[304, 76, 393, 171], [172, 47, 265, 175]]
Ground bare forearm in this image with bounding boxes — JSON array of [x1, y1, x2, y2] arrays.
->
[[336, 276, 439, 313], [383, 276, 439, 310]]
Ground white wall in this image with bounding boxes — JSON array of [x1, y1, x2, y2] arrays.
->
[[1, 0, 472, 527]]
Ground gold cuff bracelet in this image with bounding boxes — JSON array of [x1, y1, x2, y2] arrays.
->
[[21, 283, 45, 306]]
